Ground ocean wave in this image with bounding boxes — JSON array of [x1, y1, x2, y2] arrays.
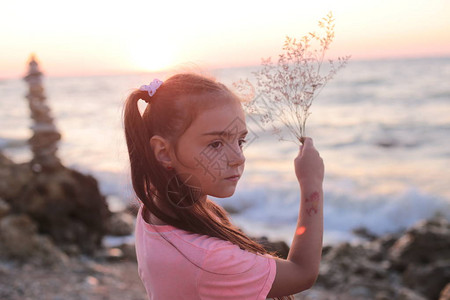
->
[[213, 184, 450, 245]]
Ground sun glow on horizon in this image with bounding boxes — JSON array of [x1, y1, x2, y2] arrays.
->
[[0, 0, 449, 78], [128, 42, 177, 72]]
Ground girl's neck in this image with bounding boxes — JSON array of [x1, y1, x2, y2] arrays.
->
[[147, 195, 175, 225], [146, 190, 208, 225], [144, 206, 167, 226], [145, 183, 216, 226]]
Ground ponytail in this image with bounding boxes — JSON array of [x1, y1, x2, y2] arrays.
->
[[123, 90, 183, 227]]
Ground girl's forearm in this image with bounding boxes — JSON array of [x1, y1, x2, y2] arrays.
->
[[287, 182, 323, 278]]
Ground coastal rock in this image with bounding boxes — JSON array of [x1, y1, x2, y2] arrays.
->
[[0, 56, 111, 266], [317, 242, 396, 291], [0, 151, 13, 166], [0, 198, 10, 218], [388, 216, 450, 265], [0, 159, 34, 202], [94, 243, 137, 262], [106, 211, 135, 236], [0, 213, 38, 258], [312, 215, 450, 300], [388, 215, 450, 298], [352, 226, 378, 241], [251, 235, 290, 259], [0, 154, 111, 255], [396, 287, 429, 300], [119, 243, 137, 261], [403, 260, 450, 300], [371, 232, 402, 260], [0, 213, 69, 266]]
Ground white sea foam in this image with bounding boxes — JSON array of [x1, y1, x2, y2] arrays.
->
[[212, 182, 449, 246]]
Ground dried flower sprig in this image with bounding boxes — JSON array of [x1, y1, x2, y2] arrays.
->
[[233, 11, 350, 145]]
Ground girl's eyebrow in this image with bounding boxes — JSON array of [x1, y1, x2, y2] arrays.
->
[[202, 129, 248, 137]]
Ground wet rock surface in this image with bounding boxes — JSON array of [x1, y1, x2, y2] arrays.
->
[[0, 156, 111, 255], [106, 210, 135, 236], [0, 256, 146, 300], [311, 215, 450, 300], [0, 212, 69, 266]]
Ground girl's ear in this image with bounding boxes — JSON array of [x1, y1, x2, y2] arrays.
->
[[150, 135, 173, 168]]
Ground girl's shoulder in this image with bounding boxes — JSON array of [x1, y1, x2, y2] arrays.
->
[[135, 203, 276, 299], [136, 203, 265, 259], [136, 203, 228, 248]]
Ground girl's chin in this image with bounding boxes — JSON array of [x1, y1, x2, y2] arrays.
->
[[209, 188, 236, 199]]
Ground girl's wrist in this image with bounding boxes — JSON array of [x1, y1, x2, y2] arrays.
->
[[299, 179, 323, 191]]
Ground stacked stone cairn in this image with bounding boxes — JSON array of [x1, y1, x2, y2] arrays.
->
[[23, 54, 62, 172]]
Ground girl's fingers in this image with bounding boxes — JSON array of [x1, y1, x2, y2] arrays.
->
[[299, 137, 314, 156], [302, 137, 314, 148]]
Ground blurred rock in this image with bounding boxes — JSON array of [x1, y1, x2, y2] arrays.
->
[[396, 287, 429, 300], [0, 213, 38, 258], [94, 243, 136, 262], [106, 211, 135, 236], [0, 152, 111, 255], [313, 215, 450, 300], [119, 243, 137, 261], [317, 242, 394, 290], [251, 235, 290, 259], [388, 215, 450, 298], [403, 260, 450, 300], [389, 216, 450, 265], [0, 213, 69, 266], [102, 248, 125, 262], [352, 226, 378, 241], [0, 151, 13, 167], [0, 57, 112, 258], [0, 252, 147, 299], [0, 198, 10, 218]]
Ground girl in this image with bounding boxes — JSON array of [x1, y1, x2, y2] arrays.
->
[[123, 73, 324, 300]]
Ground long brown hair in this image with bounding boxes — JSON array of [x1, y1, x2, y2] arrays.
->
[[123, 72, 294, 300]]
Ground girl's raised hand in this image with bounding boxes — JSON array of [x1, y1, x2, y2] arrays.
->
[[294, 137, 324, 188]]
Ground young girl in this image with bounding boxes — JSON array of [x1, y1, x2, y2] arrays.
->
[[123, 73, 324, 300]]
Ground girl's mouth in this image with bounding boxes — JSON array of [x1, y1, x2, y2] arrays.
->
[[225, 175, 240, 181]]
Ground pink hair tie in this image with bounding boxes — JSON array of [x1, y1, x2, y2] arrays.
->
[[139, 79, 163, 97]]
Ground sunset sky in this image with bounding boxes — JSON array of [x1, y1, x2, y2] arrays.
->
[[1, 0, 449, 78]]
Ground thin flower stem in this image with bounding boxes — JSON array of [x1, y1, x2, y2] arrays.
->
[[232, 11, 350, 145]]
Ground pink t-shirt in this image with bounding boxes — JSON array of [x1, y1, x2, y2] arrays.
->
[[134, 203, 277, 300]]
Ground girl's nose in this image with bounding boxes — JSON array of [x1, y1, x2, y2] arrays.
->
[[227, 143, 245, 167]]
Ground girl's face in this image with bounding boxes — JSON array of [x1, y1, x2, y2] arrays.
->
[[171, 100, 247, 199]]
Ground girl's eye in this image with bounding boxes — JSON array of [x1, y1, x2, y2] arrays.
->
[[239, 138, 247, 148], [209, 141, 223, 149]]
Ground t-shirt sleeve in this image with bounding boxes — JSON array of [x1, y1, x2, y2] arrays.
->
[[197, 240, 277, 300]]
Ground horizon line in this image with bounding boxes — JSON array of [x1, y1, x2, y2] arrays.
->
[[1, 54, 449, 81]]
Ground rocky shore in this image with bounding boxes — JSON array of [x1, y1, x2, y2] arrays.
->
[[309, 215, 450, 300], [1, 150, 449, 299]]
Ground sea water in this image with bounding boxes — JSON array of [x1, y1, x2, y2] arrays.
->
[[1, 57, 449, 246]]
